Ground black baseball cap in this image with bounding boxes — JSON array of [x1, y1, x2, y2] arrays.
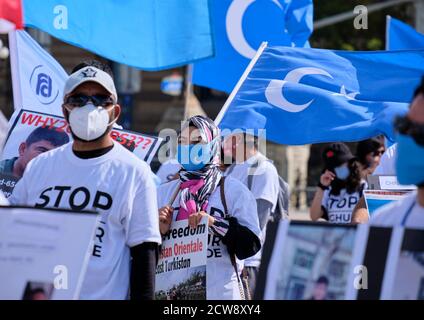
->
[[322, 143, 355, 170]]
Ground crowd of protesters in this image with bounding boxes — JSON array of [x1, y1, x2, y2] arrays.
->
[[3, 59, 423, 300]]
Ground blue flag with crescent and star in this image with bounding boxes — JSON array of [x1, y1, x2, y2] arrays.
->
[[193, 0, 313, 93], [218, 46, 424, 145], [386, 16, 424, 50]]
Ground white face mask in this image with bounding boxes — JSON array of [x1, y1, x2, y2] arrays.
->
[[67, 103, 116, 141]]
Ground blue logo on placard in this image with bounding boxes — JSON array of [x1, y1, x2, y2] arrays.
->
[[30, 65, 59, 105], [36, 73, 52, 97]]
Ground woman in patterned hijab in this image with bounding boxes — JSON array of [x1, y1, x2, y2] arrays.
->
[[157, 115, 262, 300], [176, 115, 222, 222]]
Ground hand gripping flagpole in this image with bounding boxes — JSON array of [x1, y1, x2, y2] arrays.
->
[[214, 41, 268, 125]]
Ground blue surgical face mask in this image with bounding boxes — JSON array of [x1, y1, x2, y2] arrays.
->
[[334, 164, 350, 180], [177, 139, 215, 171], [396, 133, 424, 186]]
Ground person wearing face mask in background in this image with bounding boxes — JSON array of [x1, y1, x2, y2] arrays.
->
[[370, 79, 424, 227], [310, 143, 366, 224], [157, 115, 261, 300], [9, 60, 161, 300], [222, 131, 281, 299]]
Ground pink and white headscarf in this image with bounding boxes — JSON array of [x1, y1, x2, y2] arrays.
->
[[176, 116, 222, 220]]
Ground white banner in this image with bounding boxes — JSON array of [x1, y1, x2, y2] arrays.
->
[[9, 30, 67, 115], [155, 219, 208, 300], [0, 206, 98, 300]]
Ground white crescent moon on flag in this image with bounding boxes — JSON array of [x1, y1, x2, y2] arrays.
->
[[226, 0, 284, 59], [265, 67, 334, 113]]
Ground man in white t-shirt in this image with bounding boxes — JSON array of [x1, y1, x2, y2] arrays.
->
[[9, 60, 161, 300], [222, 132, 280, 298], [370, 80, 424, 227]]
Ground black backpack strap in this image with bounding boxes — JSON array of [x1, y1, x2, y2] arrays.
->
[[247, 159, 260, 190]]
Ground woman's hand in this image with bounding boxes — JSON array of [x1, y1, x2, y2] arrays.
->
[[320, 170, 336, 187], [159, 206, 173, 235], [188, 211, 215, 229]]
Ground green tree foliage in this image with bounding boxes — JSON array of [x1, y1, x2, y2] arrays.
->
[[312, 0, 414, 50]]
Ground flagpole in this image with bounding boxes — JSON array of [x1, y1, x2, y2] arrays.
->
[[385, 15, 391, 50], [183, 64, 193, 120], [214, 42, 268, 125], [8, 30, 22, 111]]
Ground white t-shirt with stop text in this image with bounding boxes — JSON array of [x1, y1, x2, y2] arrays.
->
[[9, 141, 162, 300], [157, 177, 261, 300]]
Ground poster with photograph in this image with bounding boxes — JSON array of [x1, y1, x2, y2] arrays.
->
[[364, 190, 410, 217], [0, 173, 19, 198], [262, 221, 368, 300], [381, 228, 424, 300], [0, 206, 98, 300], [0, 109, 163, 197], [155, 219, 208, 300]]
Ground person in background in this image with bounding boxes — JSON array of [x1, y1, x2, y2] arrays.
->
[[156, 158, 181, 183], [310, 143, 366, 224], [22, 287, 48, 300], [372, 143, 397, 176], [0, 126, 69, 179], [307, 276, 329, 300], [356, 137, 385, 178], [222, 131, 280, 298], [352, 77, 424, 224], [350, 139, 390, 224], [157, 115, 261, 300], [370, 79, 424, 227]]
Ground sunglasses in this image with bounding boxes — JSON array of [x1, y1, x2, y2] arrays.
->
[[372, 149, 385, 157], [64, 94, 115, 107], [394, 116, 424, 146]]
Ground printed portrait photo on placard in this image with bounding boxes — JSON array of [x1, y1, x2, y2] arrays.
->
[[264, 222, 359, 300]]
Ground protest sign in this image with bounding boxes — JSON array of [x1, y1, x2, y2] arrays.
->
[[256, 220, 421, 300], [155, 219, 208, 300], [0, 206, 98, 299], [261, 220, 367, 300], [364, 190, 410, 217], [381, 228, 424, 300], [0, 173, 18, 198], [367, 175, 416, 191], [0, 109, 163, 197]]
